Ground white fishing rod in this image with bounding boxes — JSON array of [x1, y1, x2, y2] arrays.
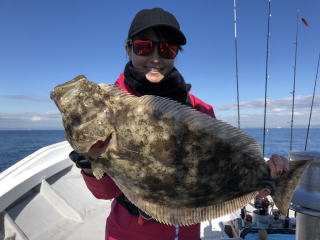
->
[[234, 0, 247, 218], [289, 10, 300, 151], [233, 0, 241, 129], [262, 0, 272, 156], [305, 50, 320, 150]]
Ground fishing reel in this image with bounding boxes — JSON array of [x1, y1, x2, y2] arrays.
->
[[254, 195, 270, 215]]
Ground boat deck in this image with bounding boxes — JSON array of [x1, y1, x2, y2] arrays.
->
[[0, 142, 110, 240], [0, 141, 229, 240]]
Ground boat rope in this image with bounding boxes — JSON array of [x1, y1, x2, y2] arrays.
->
[[262, 0, 272, 156], [289, 10, 300, 151], [304, 50, 320, 150], [233, 0, 241, 129]]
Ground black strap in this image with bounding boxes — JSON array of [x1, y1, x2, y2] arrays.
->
[[115, 194, 139, 216], [115, 194, 153, 220]]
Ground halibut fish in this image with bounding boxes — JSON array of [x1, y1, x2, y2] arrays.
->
[[51, 75, 310, 226]]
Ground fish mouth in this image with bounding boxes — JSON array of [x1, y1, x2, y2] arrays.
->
[[88, 133, 113, 155], [51, 75, 87, 101]]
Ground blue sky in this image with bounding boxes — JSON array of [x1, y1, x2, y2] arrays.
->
[[0, 0, 319, 129]]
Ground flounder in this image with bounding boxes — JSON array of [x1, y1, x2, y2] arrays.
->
[[51, 75, 310, 226]]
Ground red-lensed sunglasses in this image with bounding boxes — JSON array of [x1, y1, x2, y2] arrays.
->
[[128, 39, 178, 59]]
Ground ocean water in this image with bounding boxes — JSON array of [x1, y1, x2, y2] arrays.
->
[[0, 130, 65, 173], [0, 128, 319, 173], [243, 128, 319, 158]]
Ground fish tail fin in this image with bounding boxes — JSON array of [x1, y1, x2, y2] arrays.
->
[[271, 160, 311, 216]]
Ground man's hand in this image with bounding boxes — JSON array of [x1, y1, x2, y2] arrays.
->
[[259, 154, 289, 197], [69, 151, 94, 176], [266, 154, 289, 177]]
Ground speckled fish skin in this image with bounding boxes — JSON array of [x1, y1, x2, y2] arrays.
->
[[51, 75, 311, 226]]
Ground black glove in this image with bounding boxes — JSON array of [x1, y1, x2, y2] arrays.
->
[[69, 151, 92, 169]]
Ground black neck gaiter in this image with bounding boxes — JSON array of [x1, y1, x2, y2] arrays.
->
[[124, 62, 189, 104]]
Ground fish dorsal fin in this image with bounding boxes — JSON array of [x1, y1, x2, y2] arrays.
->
[[98, 83, 136, 99], [135, 94, 262, 156], [97, 84, 261, 154], [97, 83, 262, 166]]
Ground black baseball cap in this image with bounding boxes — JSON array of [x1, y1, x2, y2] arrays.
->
[[128, 8, 187, 45]]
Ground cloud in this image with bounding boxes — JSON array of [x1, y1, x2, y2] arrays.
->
[[3, 95, 50, 102], [216, 95, 320, 113], [0, 111, 62, 130], [218, 112, 320, 128], [270, 108, 286, 113], [42, 110, 61, 118], [31, 116, 43, 121], [208, 95, 320, 128], [0, 111, 61, 121], [1, 95, 319, 129]]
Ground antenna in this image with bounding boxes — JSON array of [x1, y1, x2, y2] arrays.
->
[[233, 0, 241, 129], [305, 51, 320, 150], [289, 10, 300, 152], [262, 0, 272, 156]]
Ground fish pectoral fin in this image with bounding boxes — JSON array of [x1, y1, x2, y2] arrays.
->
[[91, 162, 106, 180]]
